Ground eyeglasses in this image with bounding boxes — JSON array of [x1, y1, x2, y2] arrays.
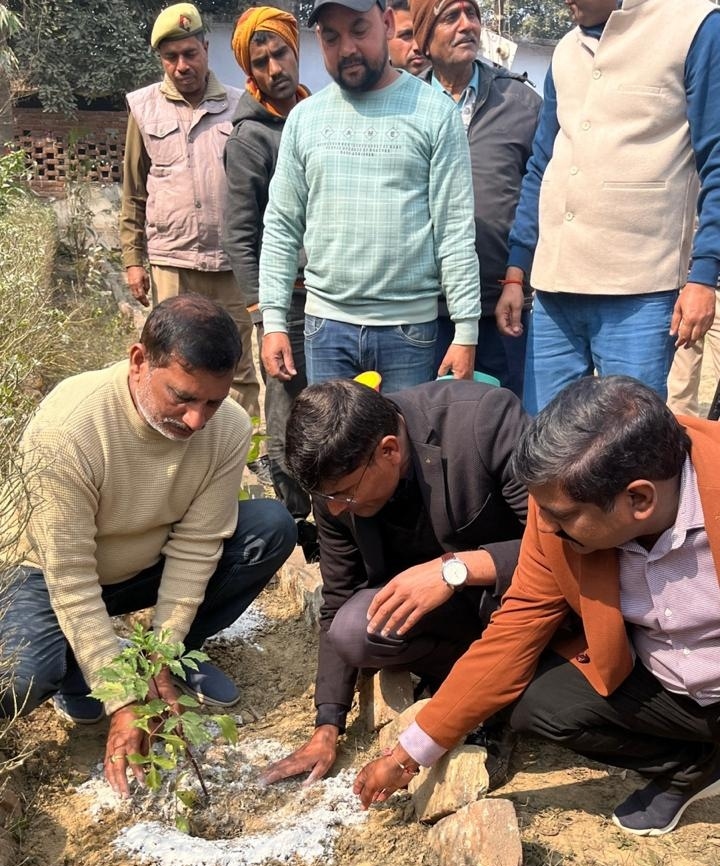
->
[[311, 447, 376, 506]]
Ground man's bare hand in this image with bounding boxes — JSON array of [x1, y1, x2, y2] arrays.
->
[[126, 265, 151, 307], [366, 561, 453, 637], [670, 282, 715, 348], [261, 332, 297, 381], [496, 267, 526, 337], [104, 703, 146, 798], [437, 344, 475, 380], [103, 668, 182, 798], [261, 724, 338, 785], [353, 754, 409, 810]]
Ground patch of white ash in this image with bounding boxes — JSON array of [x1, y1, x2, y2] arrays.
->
[[112, 767, 367, 866], [205, 603, 269, 647]]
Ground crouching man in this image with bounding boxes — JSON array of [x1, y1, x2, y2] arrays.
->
[[263, 378, 528, 786], [0, 295, 296, 797]]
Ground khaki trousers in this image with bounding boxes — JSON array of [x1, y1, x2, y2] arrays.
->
[[151, 265, 260, 419], [667, 292, 720, 417]]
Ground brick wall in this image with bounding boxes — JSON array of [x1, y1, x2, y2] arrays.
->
[[12, 108, 127, 195]]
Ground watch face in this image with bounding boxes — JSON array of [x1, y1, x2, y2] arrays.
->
[[442, 558, 467, 587]]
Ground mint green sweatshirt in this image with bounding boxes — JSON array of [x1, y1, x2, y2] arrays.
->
[[258, 70, 480, 344]]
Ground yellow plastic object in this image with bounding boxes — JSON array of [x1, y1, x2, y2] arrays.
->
[[354, 371, 383, 391]]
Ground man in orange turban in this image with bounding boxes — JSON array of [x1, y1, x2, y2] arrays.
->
[[230, 6, 307, 115], [223, 8, 317, 562]]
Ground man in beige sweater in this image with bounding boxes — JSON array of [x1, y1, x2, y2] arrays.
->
[[0, 295, 296, 798]]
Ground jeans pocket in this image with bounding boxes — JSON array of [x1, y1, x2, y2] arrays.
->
[[396, 321, 437, 347], [304, 315, 326, 341]]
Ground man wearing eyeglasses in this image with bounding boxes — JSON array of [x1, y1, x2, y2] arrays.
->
[[262, 377, 528, 786]]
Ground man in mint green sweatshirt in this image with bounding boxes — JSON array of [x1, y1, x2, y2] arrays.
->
[[258, 0, 480, 393]]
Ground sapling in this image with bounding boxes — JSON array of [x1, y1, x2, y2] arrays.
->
[[91, 623, 238, 832]]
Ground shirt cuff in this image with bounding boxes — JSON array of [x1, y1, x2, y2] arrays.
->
[[451, 319, 479, 346], [506, 245, 534, 275], [398, 721, 448, 767], [687, 257, 720, 289], [314, 703, 348, 734], [261, 307, 290, 334]]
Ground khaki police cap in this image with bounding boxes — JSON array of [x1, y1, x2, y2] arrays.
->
[[151, 3, 204, 49]]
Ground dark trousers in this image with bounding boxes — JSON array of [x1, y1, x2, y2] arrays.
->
[[510, 652, 720, 791], [328, 585, 499, 684], [258, 293, 311, 520], [0, 499, 297, 716]]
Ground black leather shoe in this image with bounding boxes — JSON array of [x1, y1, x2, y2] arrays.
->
[[465, 724, 519, 791]]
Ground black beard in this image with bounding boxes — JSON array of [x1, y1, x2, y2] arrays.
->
[[334, 57, 386, 92]]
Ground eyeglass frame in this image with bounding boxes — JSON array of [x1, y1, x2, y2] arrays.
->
[[310, 443, 378, 506]]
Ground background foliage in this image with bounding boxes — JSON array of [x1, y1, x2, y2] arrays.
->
[[1, 0, 584, 115]]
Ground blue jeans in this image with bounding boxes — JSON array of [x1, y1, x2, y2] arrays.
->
[[0, 499, 296, 716], [304, 315, 437, 392], [435, 314, 529, 398], [523, 290, 678, 415]]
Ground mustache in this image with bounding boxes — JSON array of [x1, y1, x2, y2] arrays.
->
[[339, 55, 367, 69]]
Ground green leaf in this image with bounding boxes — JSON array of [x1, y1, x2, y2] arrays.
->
[[146, 766, 161, 791], [176, 694, 200, 709], [175, 813, 190, 834], [127, 752, 150, 766], [176, 789, 198, 808], [153, 755, 176, 771], [183, 649, 209, 663], [216, 714, 239, 744], [160, 733, 185, 751]]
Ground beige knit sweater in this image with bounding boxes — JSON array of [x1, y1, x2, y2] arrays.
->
[[12, 360, 250, 705]]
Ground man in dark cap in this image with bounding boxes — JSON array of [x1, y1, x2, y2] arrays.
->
[[120, 2, 261, 422], [258, 0, 482, 393]]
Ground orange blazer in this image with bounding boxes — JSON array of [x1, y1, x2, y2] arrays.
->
[[416, 416, 720, 750]]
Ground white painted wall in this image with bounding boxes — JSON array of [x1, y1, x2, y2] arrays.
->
[[207, 22, 332, 94], [512, 41, 554, 91], [206, 21, 553, 98]]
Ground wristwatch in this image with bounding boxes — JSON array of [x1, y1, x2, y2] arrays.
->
[[441, 552, 468, 591]]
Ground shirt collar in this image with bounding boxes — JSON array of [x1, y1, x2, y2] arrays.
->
[[430, 62, 480, 105]]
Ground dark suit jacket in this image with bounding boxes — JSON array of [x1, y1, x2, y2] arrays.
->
[[313, 380, 529, 722]]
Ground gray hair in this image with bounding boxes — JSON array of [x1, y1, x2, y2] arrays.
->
[[509, 376, 690, 511]]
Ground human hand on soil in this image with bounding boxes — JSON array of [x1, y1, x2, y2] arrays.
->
[[261, 724, 338, 785], [103, 668, 182, 798], [353, 753, 412, 810], [366, 562, 453, 637], [104, 704, 148, 798]]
